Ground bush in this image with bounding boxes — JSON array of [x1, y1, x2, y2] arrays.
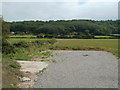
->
[[2, 40, 16, 54], [13, 41, 30, 48], [37, 34, 45, 38], [48, 39, 57, 44], [32, 40, 47, 46], [32, 39, 57, 46], [15, 54, 31, 61], [9, 62, 20, 68]]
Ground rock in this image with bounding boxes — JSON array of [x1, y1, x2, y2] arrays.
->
[[25, 71, 30, 73], [20, 77, 31, 82]]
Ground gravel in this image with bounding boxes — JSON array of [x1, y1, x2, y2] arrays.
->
[[17, 61, 48, 88], [33, 50, 118, 88]]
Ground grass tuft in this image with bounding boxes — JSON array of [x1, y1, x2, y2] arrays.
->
[[83, 54, 89, 56], [9, 62, 20, 68]]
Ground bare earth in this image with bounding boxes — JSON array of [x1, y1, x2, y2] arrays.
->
[[33, 50, 118, 88], [17, 61, 48, 88]]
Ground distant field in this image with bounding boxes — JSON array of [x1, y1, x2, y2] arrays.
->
[[10, 34, 119, 39], [10, 35, 36, 38], [111, 34, 120, 36], [95, 36, 112, 38], [53, 39, 119, 57], [8, 38, 119, 57], [8, 38, 50, 44]]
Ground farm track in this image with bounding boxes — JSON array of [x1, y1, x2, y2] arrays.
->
[[34, 50, 118, 88]]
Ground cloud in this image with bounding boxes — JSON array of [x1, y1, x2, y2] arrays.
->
[[1, 0, 119, 2], [2, 1, 118, 21], [0, 3, 2, 15]]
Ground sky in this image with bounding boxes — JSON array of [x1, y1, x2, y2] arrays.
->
[[1, 0, 119, 21]]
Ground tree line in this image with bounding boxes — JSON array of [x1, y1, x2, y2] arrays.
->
[[10, 19, 119, 38]]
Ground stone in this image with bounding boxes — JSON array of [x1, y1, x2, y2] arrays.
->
[[20, 77, 31, 82]]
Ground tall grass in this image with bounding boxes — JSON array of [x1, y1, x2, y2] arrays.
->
[[8, 38, 119, 57]]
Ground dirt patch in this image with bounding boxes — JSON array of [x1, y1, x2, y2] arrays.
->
[[17, 61, 48, 88]]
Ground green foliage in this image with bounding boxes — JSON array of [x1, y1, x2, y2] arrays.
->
[[31, 39, 57, 46], [9, 62, 20, 68], [12, 39, 56, 49], [94, 35, 119, 39], [83, 54, 89, 56], [37, 33, 45, 38], [2, 21, 9, 40], [32, 40, 47, 46], [2, 20, 16, 54], [39, 68, 47, 73], [13, 41, 30, 48], [2, 40, 16, 54], [10, 20, 119, 37], [15, 54, 31, 61], [51, 59, 57, 63], [40, 51, 52, 58], [10, 35, 36, 38], [48, 39, 57, 44], [3, 56, 23, 88]]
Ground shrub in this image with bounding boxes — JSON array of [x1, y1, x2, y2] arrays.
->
[[15, 54, 31, 61], [13, 41, 30, 48], [48, 39, 57, 45], [32, 40, 47, 46], [2, 40, 16, 54], [37, 34, 45, 38], [9, 62, 20, 68], [32, 39, 57, 46]]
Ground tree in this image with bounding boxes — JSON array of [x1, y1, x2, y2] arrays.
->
[[9, 19, 119, 37], [2, 19, 15, 54], [2, 21, 9, 40]]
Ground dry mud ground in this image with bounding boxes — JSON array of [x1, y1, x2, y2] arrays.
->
[[17, 61, 48, 88], [34, 50, 118, 88]]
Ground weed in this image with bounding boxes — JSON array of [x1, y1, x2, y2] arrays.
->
[[15, 54, 31, 61], [52, 59, 57, 63], [13, 41, 30, 48], [39, 68, 47, 73], [83, 54, 89, 56], [9, 62, 20, 68], [8, 72, 13, 75]]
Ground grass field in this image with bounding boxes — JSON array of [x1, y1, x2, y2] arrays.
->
[[53, 39, 119, 57], [8, 38, 119, 58], [111, 34, 120, 36], [8, 38, 50, 44], [95, 36, 112, 38], [10, 35, 36, 38]]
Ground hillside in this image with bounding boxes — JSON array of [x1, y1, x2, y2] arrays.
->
[[10, 20, 119, 36]]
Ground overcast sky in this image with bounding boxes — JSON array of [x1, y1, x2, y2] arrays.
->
[[1, 0, 119, 21]]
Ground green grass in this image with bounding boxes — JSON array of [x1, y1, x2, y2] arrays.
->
[[95, 36, 112, 38], [15, 54, 32, 61], [7, 38, 52, 44], [9, 62, 21, 68], [110, 34, 120, 36], [83, 54, 89, 56], [2, 55, 23, 88], [10, 35, 36, 38], [40, 51, 52, 58], [52, 39, 119, 57], [39, 68, 47, 73], [3, 38, 57, 88], [8, 38, 119, 57]]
